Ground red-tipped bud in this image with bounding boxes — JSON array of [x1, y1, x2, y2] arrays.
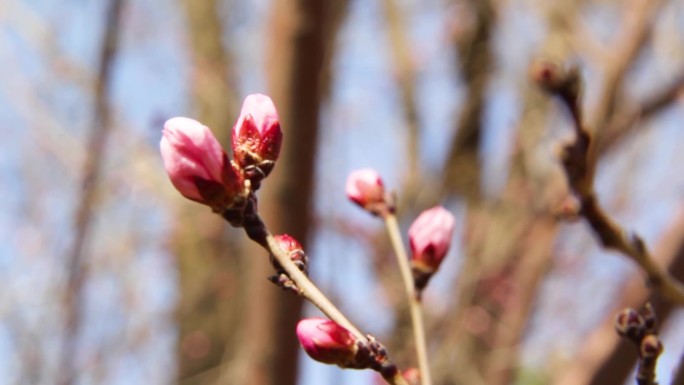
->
[[231, 94, 282, 182], [161, 117, 246, 211], [346, 168, 386, 210], [273, 234, 308, 274], [409, 206, 456, 290], [296, 318, 359, 367]]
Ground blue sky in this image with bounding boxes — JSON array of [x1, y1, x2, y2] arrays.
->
[[1, 0, 684, 384]]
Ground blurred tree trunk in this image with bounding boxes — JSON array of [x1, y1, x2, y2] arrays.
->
[[58, 1, 124, 384], [433, 3, 577, 385], [175, 1, 244, 383], [232, 2, 349, 384], [176, 1, 348, 385]]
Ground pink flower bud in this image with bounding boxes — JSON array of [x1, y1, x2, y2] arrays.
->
[[409, 206, 456, 274], [273, 234, 308, 274], [231, 94, 282, 177], [274, 233, 303, 252], [296, 318, 359, 367], [161, 117, 245, 211], [346, 168, 386, 209]]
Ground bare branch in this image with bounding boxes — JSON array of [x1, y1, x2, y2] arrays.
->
[[533, 60, 684, 306]]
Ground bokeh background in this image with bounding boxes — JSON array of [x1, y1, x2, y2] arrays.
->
[[1, 0, 684, 384]]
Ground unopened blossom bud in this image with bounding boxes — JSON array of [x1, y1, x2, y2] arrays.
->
[[296, 318, 359, 368], [231, 94, 282, 185], [161, 117, 245, 212], [272, 234, 308, 275], [615, 308, 645, 341], [409, 206, 456, 291], [345, 169, 388, 214]]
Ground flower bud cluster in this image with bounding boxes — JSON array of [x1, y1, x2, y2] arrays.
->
[[160, 94, 283, 221], [614, 303, 664, 384]]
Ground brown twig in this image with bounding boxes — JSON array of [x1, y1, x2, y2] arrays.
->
[[534, 61, 684, 306], [553, 207, 684, 385], [238, 200, 409, 385], [384, 214, 433, 385], [57, 1, 124, 384]]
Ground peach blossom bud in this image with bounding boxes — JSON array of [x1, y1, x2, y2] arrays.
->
[[409, 206, 455, 290], [296, 318, 359, 367], [231, 94, 282, 179], [274, 234, 303, 255], [161, 117, 245, 211], [346, 168, 386, 209], [273, 234, 308, 274]]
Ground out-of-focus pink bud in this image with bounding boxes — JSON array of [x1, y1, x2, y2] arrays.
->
[[346, 168, 386, 208], [231, 94, 282, 180], [161, 117, 245, 211], [402, 368, 421, 385], [296, 318, 359, 367], [409, 206, 456, 290]]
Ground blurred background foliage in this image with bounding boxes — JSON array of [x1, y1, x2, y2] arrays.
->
[[1, 0, 684, 384]]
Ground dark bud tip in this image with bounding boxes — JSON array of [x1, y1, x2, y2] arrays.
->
[[640, 334, 663, 359], [615, 308, 645, 340]]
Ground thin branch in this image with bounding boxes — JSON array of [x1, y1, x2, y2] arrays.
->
[[552, 206, 684, 385], [57, 1, 124, 384], [384, 214, 433, 385], [240, 204, 409, 385]]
